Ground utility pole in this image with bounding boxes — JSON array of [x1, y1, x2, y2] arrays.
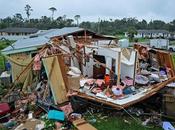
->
[[98, 17, 100, 33]]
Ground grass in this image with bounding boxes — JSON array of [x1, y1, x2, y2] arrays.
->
[[0, 40, 15, 50], [93, 117, 161, 130], [115, 34, 149, 43], [170, 40, 175, 45], [136, 38, 149, 43], [116, 34, 127, 39], [0, 40, 15, 71], [84, 113, 162, 130]]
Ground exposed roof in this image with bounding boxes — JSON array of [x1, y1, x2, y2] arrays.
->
[[1, 27, 85, 54], [1, 27, 115, 55], [30, 27, 84, 38], [0, 27, 39, 33], [1, 36, 49, 55], [137, 29, 169, 34]]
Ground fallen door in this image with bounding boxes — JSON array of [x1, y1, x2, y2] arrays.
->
[[42, 55, 68, 104]]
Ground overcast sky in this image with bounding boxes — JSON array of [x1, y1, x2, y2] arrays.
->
[[0, 0, 174, 22]]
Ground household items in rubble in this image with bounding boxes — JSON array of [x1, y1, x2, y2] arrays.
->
[[138, 47, 149, 62], [0, 103, 10, 123], [135, 75, 149, 85], [159, 68, 168, 81], [162, 121, 175, 130], [69, 67, 81, 75], [33, 54, 42, 71], [68, 113, 82, 122], [122, 76, 134, 86], [48, 110, 65, 121], [67, 66, 81, 77], [140, 69, 151, 76], [79, 76, 138, 101], [104, 74, 110, 86], [0, 103, 10, 117], [149, 73, 161, 83], [14, 118, 45, 130], [123, 86, 135, 95], [112, 85, 124, 96], [73, 118, 97, 130], [60, 103, 73, 117], [2, 119, 17, 129]]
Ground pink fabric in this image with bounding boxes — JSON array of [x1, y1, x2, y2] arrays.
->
[[77, 43, 84, 48], [123, 79, 133, 86], [33, 61, 41, 71], [55, 122, 63, 129], [96, 79, 105, 86], [60, 103, 73, 117], [86, 79, 95, 85], [92, 88, 102, 94], [33, 54, 41, 71], [34, 54, 40, 62]]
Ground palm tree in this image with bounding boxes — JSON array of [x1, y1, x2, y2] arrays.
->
[[49, 7, 57, 20], [74, 15, 80, 26], [24, 4, 33, 20]]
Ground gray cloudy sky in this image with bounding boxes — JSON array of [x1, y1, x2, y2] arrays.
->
[[0, 0, 174, 22]]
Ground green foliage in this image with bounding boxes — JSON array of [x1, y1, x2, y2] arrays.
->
[[0, 15, 76, 30], [127, 27, 137, 42], [0, 40, 15, 50], [80, 18, 175, 35], [0, 16, 175, 36], [41, 116, 55, 130], [0, 55, 5, 70], [0, 40, 15, 71]]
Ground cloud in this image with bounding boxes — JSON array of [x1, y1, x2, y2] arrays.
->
[[0, 0, 174, 22]]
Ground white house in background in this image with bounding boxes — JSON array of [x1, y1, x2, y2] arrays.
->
[[0, 27, 39, 40], [134, 29, 170, 38]]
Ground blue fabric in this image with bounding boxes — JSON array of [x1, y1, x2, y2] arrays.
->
[[5, 62, 11, 71], [162, 121, 175, 130], [48, 110, 65, 121], [123, 87, 134, 95]]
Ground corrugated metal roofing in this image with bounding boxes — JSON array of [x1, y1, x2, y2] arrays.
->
[[1, 27, 84, 54], [34, 27, 84, 38], [1, 36, 49, 54]]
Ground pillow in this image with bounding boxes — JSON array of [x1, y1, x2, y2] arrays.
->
[[69, 67, 81, 74]]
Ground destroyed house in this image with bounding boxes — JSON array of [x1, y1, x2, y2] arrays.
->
[[2, 26, 175, 111], [1, 27, 115, 83]]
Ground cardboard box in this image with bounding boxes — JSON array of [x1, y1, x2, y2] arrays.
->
[[73, 119, 97, 130], [163, 94, 175, 118], [67, 76, 80, 90]]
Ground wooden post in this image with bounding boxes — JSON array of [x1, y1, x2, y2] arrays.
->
[[117, 52, 121, 85], [84, 30, 87, 42], [133, 50, 137, 86]]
